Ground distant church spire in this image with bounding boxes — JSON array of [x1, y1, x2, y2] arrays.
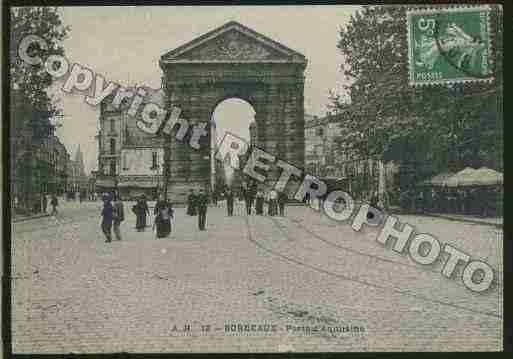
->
[[75, 144, 86, 177]]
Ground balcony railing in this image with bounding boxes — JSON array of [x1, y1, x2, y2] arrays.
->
[[100, 151, 120, 158], [95, 174, 117, 187]]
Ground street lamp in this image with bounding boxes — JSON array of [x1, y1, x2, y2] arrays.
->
[[203, 155, 211, 193], [153, 164, 161, 199]]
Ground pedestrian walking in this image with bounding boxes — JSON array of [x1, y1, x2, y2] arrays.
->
[[268, 189, 278, 216], [304, 192, 310, 206], [278, 191, 287, 216], [132, 195, 149, 231], [244, 186, 254, 215], [186, 189, 197, 216], [50, 194, 58, 216], [212, 188, 218, 206], [255, 189, 264, 215], [154, 193, 174, 238], [101, 193, 113, 243], [42, 193, 48, 213], [370, 191, 380, 210], [225, 188, 234, 216], [112, 192, 124, 241], [196, 188, 209, 230]]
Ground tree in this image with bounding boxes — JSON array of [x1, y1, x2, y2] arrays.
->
[[331, 5, 502, 188], [10, 6, 70, 141], [10, 7, 69, 212]]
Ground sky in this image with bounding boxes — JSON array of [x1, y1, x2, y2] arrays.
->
[[50, 5, 359, 174]]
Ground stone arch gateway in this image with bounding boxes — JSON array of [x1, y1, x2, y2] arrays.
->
[[159, 21, 307, 202]]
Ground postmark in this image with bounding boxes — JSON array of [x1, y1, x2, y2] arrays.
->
[[407, 5, 493, 86]]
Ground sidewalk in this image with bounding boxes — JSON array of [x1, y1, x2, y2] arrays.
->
[[12, 198, 94, 222], [388, 206, 502, 227], [12, 212, 51, 223], [422, 212, 503, 227]]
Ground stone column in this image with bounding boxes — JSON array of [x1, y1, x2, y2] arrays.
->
[[287, 81, 305, 170], [279, 82, 304, 194], [262, 83, 280, 182], [188, 97, 211, 187], [165, 84, 194, 202]]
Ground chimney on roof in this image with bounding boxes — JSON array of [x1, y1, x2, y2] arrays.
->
[[326, 111, 331, 118], [313, 115, 318, 120]]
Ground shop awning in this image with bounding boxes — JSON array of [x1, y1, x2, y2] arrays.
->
[[117, 180, 158, 188], [447, 167, 503, 187], [471, 167, 503, 186], [443, 167, 478, 187], [419, 172, 456, 186]]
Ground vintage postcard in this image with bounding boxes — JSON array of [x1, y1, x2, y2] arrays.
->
[[7, 3, 503, 354]]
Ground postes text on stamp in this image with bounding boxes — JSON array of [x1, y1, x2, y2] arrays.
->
[[407, 5, 493, 86]]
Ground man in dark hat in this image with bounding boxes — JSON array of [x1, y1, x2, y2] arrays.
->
[[225, 188, 234, 216], [186, 189, 197, 216], [196, 188, 209, 231], [112, 192, 124, 241], [278, 191, 288, 217], [243, 184, 255, 215], [42, 193, 48, 213], [101, 193, 114, 243]]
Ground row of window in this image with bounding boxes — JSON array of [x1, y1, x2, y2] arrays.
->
[[103, 116, 159, 174], [307, 126, 347, 138], [120, 152, 159, 169], [103, 151, 160, 175]]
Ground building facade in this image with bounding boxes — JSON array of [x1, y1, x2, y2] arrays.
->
[[304, 111, 398, 204], [11, 90, 73, 213], [304, 112, 341, 178], [68, 144, 89, 194], [95, 87, 166, 200], [39, 134, 70, 195]]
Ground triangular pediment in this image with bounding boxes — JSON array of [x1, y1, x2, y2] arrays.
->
[[160, 21, 306, 64]]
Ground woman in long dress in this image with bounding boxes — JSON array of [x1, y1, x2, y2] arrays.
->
[[268, 189, 278, 216], [154, 194, 173, 238], [132, 196, 149, 231], [255, 189, 264, 215]]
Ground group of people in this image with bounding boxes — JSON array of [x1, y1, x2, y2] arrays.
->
[[99, 184, 291, 243], [217, 186, 288, 217], [100, 192, 174, 243]]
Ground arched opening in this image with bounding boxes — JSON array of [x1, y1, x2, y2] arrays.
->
[[210, 98, 256, 193]]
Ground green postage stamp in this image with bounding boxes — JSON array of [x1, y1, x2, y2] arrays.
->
[[407, 5, 493, 86]]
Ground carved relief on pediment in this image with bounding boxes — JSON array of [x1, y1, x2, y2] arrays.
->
[[179, 30, 286, 61]]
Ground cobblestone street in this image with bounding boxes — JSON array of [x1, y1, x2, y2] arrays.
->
[[11, 200, 503, 353]]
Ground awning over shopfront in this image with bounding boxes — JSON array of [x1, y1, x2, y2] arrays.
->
[[447, 167, 503, 187], [421, 167, 503, 188], [443, 167, 478, 187], [419, 172, 455, 186], [117, 180, 158, 188]]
